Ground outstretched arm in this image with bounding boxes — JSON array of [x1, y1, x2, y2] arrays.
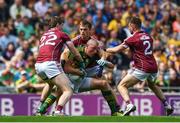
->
[[106, 42, 127, 53], [97, 50, 115, 69]]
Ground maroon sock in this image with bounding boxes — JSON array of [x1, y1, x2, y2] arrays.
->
[[56, 105, 63, 111], [126, 100, 130, 105]]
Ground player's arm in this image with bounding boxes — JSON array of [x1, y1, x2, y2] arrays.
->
[[106, 42, 128, 53], [97, 49, 114, 69], [65, 41, 85, 69], [64, 62, 84, 76], [61, 50, 84, 76], [65, 41, 83, 62]]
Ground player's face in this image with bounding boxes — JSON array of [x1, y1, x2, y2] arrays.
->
[[79, 25, 91, 39], [128, 23, 134, 34], [86, 45, 98, 57]]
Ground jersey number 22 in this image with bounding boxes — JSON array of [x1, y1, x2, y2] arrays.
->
[[39, 32, 57, 48]]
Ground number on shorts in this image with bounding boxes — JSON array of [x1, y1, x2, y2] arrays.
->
[[39, 32, 57, 48], [143, 41, 152, 55]]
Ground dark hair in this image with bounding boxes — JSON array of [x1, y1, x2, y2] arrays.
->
[[129, 17, 142, 29], [49, 16, 64, 28], [80, 19, 92, 29]]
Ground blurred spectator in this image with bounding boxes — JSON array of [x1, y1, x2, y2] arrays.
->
[[0, 27, 19, 51], [92, 9, 108, 35], [63, 17, 77, 36], [160, 0, 177, 11], [169, 68, 180, 87], [106, 30, 120, 48], [95, 0, 104, 10], [15, 70, 29, 93], [108, 10, 122, 32], [10, 0, 30, 19], [16, 16, 35, 40], [173, 15, 180, 33], [17, 41, 33, 60], [34, 0, 50, 17], [0, 0, 9, 22], [2, 42, 16, 61]]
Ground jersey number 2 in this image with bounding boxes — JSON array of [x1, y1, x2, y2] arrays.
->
[[143, 41, 152, 55], [39, 32, 57, 48]]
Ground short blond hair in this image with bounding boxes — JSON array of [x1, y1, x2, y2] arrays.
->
[[87, 39, 99, 47]]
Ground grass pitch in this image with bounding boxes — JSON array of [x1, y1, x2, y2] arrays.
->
[[0, 116, 180, 122]]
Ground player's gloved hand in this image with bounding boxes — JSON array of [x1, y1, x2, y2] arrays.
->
[[79, 61, 86, 69], [96, 59, 107, 66]]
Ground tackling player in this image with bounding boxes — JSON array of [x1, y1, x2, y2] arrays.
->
[[106, 17, 173, 116], [37, 39, 123, 116], [35, 16, 85, 115]]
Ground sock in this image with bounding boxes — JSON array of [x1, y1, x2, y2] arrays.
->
[[37, 100, 44, 109], [162, 99, 169, 107], [55, 105, 63, 111], [126, 100, 130, 105], [39, 94, 57, 114], [101, 90, 117, 114]]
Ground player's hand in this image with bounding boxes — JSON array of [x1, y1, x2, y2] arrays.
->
[[96, 59, 107, 66]]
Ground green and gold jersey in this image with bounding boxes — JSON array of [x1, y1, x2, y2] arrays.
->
[[68, 46, 100, 68]]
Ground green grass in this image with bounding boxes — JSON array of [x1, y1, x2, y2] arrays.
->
[[0, 116, 180, 122]]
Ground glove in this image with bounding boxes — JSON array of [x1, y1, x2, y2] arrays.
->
[[96, 59, 107, 66], [79, 61, 85, 69]]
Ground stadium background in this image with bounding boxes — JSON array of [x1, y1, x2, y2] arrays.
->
[[0, 0, 179, 116]]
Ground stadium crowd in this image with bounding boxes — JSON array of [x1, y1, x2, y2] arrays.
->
[[0, 0, 179, 93]]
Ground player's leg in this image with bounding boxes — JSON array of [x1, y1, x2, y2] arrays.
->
[[37, 86, 61, 115], [79, 78, 123, 116], [39, 83, 53, 103], [36, 83, 54, 115], [85, 66, 122, 113], [117, 74, 139, 115], [146, 74, 173, 116], [35, 63, 56, 115], [35, 61, 73, 115], [51, 72, 73, 115]]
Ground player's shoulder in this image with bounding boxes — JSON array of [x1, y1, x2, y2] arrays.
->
[[90, 36, 99, 41], [124, 34, 134, 42], [52, 28, 69, 36], [72, 35, 81, 42], [138, 31, 153, 41]]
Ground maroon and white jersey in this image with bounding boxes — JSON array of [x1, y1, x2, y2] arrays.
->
[[36, 28, 71, 63], [72, 35, 99, 47], [123, 31, 158, 73], [72, 35, 91, 46]]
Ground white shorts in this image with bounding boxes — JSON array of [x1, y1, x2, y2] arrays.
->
[[35, 61, 64, 80], [67, 74, 92, 93], [128, 68, 157, 82]]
